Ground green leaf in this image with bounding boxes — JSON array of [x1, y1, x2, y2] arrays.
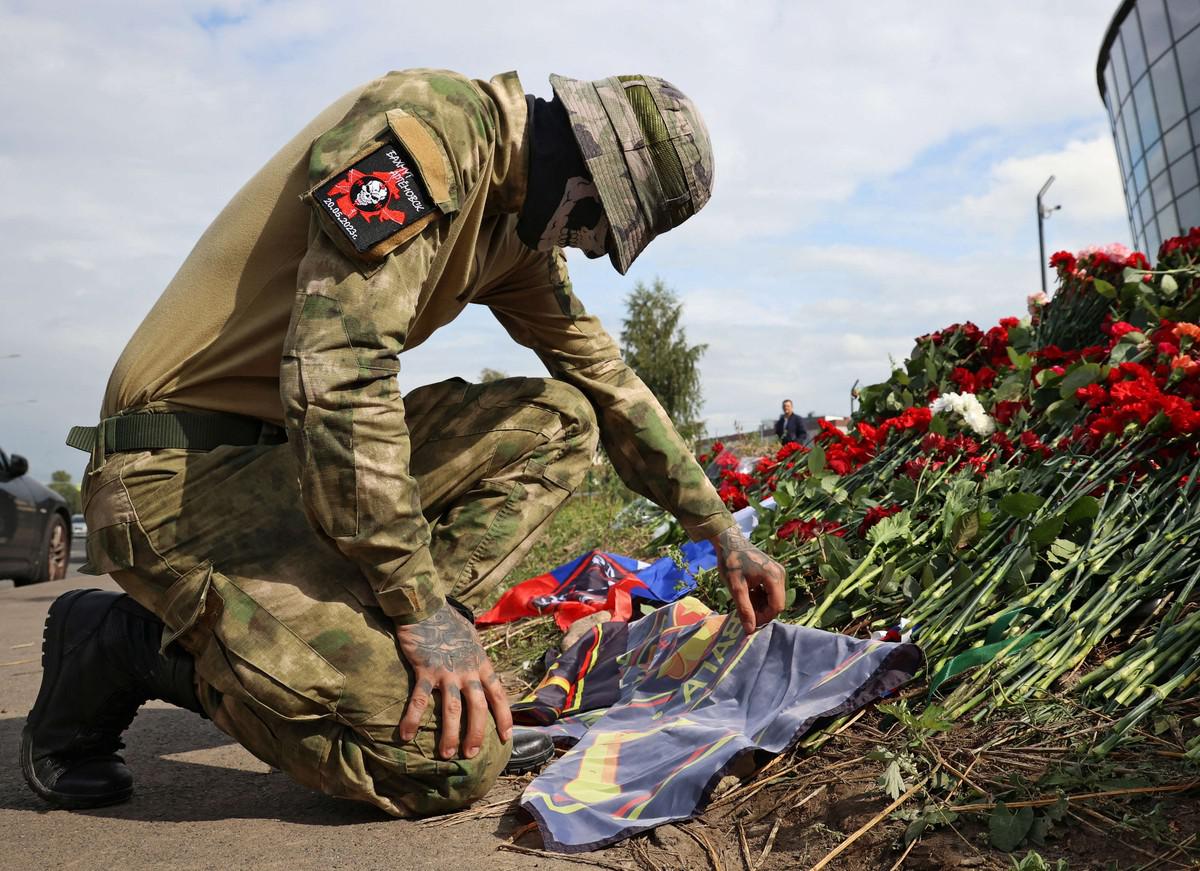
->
[[1043, 794, 1068, 823], [774, 478, 797, 510], [1048, 538, 1078, 562], [1059, 362, 1107, 398], [1093, 278, 1116, 298], [983, 468, 1019, 493], [1035, 368, 1063, 389], [952, 510, 981, 550], [807, 443, 827, 477], [993, 374, 1027, 402], [879, 760, 906, 799], [989, 802, 1035, 851], [819, 563, 841, 584], [817, 602, 849, 628], [1031, 516, 1065, 546], [1028, 815, 1048, 847], [1007, 324, 1033, 352], [904, 817, 928, 845], [1007, 347, 1033, 371], [928, 413, 950, 437], [902, 573, 922, 601], [999, 492, 1045, 519], [1005, 548, 1036, 595], [1108, 338, 1142, 364], [1161, 273, 1179, 297], [915, 704, 954, 732], [1122, 265, 1147, 285], [892, 476, 918, 504], [1045, 398, 1078, 425], [869, 510, 912, 545], [784, 586, 797, 609], [1064, 495, 1100, 524]]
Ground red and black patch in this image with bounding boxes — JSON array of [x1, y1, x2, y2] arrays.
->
[[314, 136, 435, 254]]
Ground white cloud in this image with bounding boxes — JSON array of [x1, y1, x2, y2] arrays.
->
[[955, 134, 1129, 243]]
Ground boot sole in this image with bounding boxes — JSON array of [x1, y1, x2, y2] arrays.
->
[[20, 589, 134, 809]]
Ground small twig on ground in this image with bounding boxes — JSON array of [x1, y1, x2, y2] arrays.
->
[[483, 616, 554, 651], [885, 838, 918, 871], [496, 843, 632, 871], [947, 779, 1200, 812], [506, 820, 538, 843], [752, 816, 782, 871], [736, 822, 753, 871], [418, 796, 516, 827], [1134, 831, 1198, 871], [1073, 806, 1194, 868], [809, 779, 928, 871], [682, 823, 724, 871], [629, 838, 664, 871]]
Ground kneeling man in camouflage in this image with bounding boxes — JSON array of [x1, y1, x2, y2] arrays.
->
[[22, 69, 787, 816]]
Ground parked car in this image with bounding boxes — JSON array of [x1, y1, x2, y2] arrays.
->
[[71, 513, 87, 538], [0, 447, 71, 584]]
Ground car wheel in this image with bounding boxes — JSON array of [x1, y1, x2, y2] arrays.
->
[[24, 515, 69, 585]]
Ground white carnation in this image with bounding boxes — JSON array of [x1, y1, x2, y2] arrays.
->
[[930, 391, 995, 437]]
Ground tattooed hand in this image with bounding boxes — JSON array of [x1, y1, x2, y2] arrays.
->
[[395, 603, 512, 760], [712, 525, 787, 633]]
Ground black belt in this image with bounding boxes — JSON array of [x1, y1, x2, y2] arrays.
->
[[66, 412, 287, 455]]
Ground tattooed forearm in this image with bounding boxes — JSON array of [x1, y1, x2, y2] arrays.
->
[[714, 524, 788, 632], [716, 526, 777, 577]]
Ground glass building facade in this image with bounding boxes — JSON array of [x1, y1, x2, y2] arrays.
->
[[1099, 0, 1200, 257]]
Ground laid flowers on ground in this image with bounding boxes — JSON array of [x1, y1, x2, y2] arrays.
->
[[677, 227, 1200, 754]]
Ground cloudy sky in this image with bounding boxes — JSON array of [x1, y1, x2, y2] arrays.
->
[[0, 1, 1132, 481]]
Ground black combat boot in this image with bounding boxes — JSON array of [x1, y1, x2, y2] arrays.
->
[[505, 728, 555, 775], [20, 588, 206, 809]]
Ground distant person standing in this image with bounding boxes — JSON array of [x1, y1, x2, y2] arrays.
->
[[775, 399, 806, 445]]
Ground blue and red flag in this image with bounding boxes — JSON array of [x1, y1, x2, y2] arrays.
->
[[476, 540, 716, 631]]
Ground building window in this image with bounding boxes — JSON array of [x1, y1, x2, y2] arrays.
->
[[1150, 53, 1186, 129], [1123, 11, 1148, 76], [1163, 118, 1192, 163], [1166, 0, 1200, 43], [1140, 0, 1174, 63], [1177, 186, 1200, 228], [1170, 154, 1199, 194], [1181, 27, 1200, 105]]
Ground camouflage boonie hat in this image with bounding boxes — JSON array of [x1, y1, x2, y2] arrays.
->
[[549, 74, 714, 274]]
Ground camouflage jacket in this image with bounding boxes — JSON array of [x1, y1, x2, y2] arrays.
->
[[106, 69, 735, 623]]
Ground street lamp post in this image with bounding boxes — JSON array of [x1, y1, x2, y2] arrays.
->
[[1037, 176, 1061, 295]]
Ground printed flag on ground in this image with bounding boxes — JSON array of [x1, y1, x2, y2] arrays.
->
[[476, 540, 716, 630], [516, 598, 923, 852], [477, 501, 769, 630]]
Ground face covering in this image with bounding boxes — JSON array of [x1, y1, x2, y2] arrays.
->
[[517, 95, 611, 258]]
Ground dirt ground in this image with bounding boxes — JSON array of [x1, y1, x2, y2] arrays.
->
[[3, 569, 1198, 871]]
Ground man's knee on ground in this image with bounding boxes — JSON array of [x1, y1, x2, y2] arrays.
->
[[356, 718, 510, 816]]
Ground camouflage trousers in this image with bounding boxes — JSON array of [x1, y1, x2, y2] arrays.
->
[[79, 376, 598, 816]]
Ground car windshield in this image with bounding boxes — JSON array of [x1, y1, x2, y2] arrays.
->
[[72, 515, 84, 522]]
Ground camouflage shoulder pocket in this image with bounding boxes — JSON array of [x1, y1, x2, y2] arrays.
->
[[303, 111, 457, 265]]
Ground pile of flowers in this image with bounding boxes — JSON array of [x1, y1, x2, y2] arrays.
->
[[682, 232, 1200, 753]]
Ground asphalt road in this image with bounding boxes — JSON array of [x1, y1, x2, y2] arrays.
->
[[0, 549, 581, 871]]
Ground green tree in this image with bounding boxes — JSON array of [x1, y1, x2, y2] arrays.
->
[[478, 367, 508, 383], [49, 470, 81, 515], [620, 277, 707, 442]]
